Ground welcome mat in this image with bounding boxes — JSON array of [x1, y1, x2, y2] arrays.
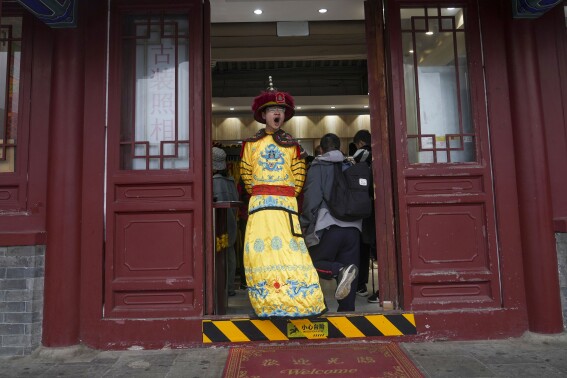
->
[[222, 343, 424, 378]]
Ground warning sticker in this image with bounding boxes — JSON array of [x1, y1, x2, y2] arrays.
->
[[287, 321, 328, 339]]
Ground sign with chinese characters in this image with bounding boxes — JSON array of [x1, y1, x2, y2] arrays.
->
[[124, 15, 190, 170], [287, 321, 328, 339], [223, 343, 424, 377]]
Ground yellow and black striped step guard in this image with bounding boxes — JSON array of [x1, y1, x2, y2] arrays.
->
[[203, 314, 416, 343]]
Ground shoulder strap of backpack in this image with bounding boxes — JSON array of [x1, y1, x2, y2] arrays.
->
[[322, 162, 342, 203]]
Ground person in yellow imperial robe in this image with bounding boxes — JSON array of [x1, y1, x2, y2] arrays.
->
[[240, 78, 327, 318]]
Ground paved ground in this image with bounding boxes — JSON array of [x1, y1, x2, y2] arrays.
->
[[0, 332, 566, 377]]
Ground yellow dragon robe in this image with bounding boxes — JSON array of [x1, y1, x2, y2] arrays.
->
[[240, 129, 326, 318]]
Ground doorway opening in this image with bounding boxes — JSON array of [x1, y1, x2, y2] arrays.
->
[[210, 16, 386, 316]]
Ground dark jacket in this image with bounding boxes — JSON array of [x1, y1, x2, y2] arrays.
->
[[300, 150, 362, 248], [354, 145, 376, 246]]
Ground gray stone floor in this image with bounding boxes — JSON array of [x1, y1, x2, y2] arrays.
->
[[402, 332, 567, 378], [0, 332, 566, 377]]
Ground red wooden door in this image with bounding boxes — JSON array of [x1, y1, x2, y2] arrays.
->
[[104, 0, 205, 319], [388, 2, 501, 310]]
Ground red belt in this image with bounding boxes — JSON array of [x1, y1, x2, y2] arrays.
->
[[252, 185, 296, 197]]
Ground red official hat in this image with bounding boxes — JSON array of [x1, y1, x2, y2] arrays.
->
[[251, 76, 295, 124]]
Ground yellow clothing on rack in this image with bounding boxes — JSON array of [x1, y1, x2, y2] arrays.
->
[[240, 132, 326, 318]]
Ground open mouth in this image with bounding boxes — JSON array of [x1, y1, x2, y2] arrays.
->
[[274, 117, 281, 123]]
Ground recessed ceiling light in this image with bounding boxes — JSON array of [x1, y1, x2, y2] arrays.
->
[[364, 105, 369, 108], [425, 31, 434, 35], [296, 106, 302, 110], [409, 49, 414, 53], [319, 9, 327, 14], [447, 8, 455, 10], [330, 106, 336, 109], [254, 9, 262, 15], [229, 107, 235, 111]]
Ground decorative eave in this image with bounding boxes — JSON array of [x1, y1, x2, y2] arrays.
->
[[512, 0, 563, 19], [14, 1, 561, 26], [16, 0, 77, 28]]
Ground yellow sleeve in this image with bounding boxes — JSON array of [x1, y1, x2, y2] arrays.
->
[[239, 142, 253, 194], [291, 147, 306, 196]]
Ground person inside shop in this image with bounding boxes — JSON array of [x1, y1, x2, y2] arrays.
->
[[239, 76, 327, 318], [212, 146, 239, 297], [305, 155, 316, 169], [351, 130, 379, 303], [348, 142, 358, 157], [300, 133, 361, 312]]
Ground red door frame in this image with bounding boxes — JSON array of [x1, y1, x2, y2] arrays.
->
[[104, 0, 205, 319], [203, 0, 214, 315], [382, 0, 528, 338], [80, 0, 210, 349], [390, 1, 502, 311], [0, 7, 49, 244], [75, 0, 532, 348], [365, 0, 400, 308]]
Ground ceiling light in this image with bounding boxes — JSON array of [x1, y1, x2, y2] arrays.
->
[[296, 106, 302, 110], [318, 9, 327, 14], [409, 49, 414, 53], [229, 107, 235, 111], [425, 31, 433, 35], [330, 106, 336, 109], [254, 9, 262, 15], [364, 105, 369, 108], [447, 8, 455, 10]]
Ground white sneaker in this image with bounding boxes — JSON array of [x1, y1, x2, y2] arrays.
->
[[335, 264, 358, 300]]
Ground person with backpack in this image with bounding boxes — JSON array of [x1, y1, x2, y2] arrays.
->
[[300, 133, 364, 312], [351, 130, 379, 303]]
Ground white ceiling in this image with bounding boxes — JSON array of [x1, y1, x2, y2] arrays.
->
[[210, 0, 368, 114], [209, 0, 365, 23], [211, 95, 370, 115]]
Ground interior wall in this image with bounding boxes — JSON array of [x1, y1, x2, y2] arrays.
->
[[212, 113, 371, 151]]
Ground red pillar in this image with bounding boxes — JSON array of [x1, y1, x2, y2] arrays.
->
[[506, 19, 563, 333], [42, 24, 85, 346]]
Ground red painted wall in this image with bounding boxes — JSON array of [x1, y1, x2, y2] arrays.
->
[[535, 6, 567, 232], [503, 1, 563, 332]]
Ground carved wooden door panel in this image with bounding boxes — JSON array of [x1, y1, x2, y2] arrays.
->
[[388, 2, 501, 310], [104, 0, 205, 318]]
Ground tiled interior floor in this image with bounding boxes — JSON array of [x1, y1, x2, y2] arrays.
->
[[227, 260, 382, 315]]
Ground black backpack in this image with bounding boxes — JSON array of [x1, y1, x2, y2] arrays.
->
[[324, 161, 373, 221]]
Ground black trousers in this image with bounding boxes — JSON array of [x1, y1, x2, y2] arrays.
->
[[308, 226, 360, 312], [357, 241, 377, 290]]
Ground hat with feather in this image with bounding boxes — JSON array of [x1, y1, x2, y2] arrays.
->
[[251, 76, 295, 124]]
